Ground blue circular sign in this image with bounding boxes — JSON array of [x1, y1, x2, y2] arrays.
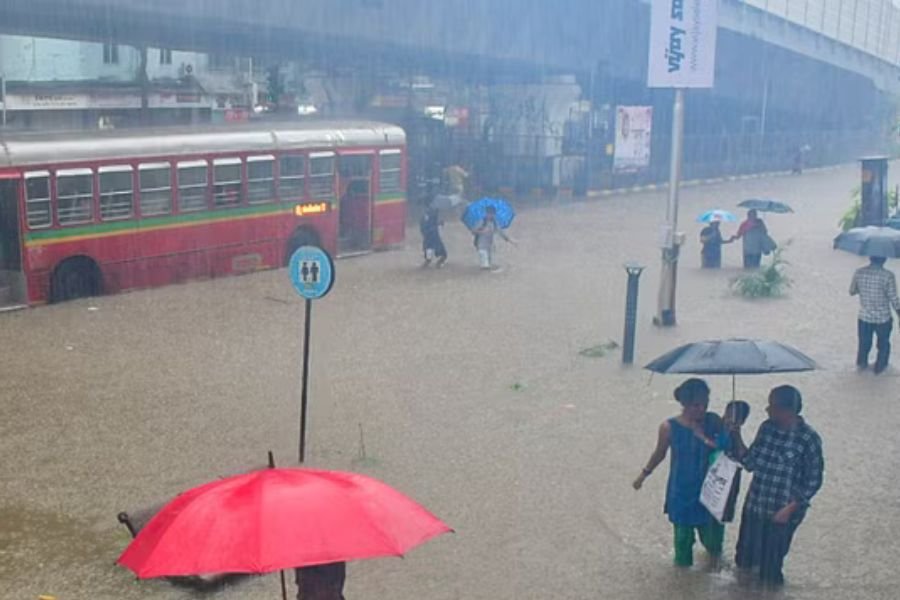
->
[[289, 246, 335, 299]]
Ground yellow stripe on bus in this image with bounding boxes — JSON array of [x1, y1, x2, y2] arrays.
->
[[374, 198, 406, 206], [24, 209, 291, 248]]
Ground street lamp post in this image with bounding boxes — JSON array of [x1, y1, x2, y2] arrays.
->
[[1, 74, 6, 128]]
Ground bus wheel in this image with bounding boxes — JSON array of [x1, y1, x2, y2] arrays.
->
[[51, 257, 102, 303], [284, 228, 321, 266]]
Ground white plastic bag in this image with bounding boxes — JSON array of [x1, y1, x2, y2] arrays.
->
[[700, 452, 739, 523]]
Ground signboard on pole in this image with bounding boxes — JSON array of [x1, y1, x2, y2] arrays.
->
[[3, 92, 210, 110], [288, 245, 335, 463], [614, 106, 653, 172], [289, 246, 335, 300], [647, 0, 718, 88]]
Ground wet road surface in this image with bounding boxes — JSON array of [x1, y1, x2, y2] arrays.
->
[[2, 164, 899, 599]]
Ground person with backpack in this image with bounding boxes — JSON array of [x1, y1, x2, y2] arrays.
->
[[730, 209, 772, 269], [419, 198, 447, 268]]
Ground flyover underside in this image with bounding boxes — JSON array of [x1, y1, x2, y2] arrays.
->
[[0, 0, 890, 112], [0, 0, 896, 91], [0, 0, 893, 193]]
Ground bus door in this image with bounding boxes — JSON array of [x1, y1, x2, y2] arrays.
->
[[337, 152, 374, 255], [0, 176, 26, 308]]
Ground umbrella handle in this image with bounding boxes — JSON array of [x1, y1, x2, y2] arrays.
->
[[280, 570, 288, 600]]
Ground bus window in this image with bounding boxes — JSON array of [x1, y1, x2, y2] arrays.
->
[[99, 166, 134, 221], [213, 158, 242, 208], [177, 161, 208, 212], [247, 155, 275, 204], [379, 151, 403, 194], [309, 154, 335, 200], [24, 171, 51, 229], [279, 154, 305, 200], [56, 169, 94, 226], [139, 163, 173, 216]]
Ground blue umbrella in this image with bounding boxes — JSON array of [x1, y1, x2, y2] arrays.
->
[[696, 209, 737, 223], [738, 198, 793, 214], [461, 198, 516, 230]]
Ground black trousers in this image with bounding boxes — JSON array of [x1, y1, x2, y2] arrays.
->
[[743, 253, 762, 269], [857, 318, 892, 370], [734, 508, 799, 585], [295, 563, 346, 600]]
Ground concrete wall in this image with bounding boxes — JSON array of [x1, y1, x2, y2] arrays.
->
[[0, 34, 208, 83], [146, 48, 209, 81], [0, 35, 136, 81]]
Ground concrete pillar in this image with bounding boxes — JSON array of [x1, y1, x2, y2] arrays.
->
[[860, 156, 889, 226]]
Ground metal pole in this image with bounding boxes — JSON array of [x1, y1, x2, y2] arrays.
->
[[299, 298, 312, 463], [268, 451, 288, 600], [622, 264, 645, 364], [655, 88, 684, 327], [1, 74, 6, 128], [585, 66, 595, 195]]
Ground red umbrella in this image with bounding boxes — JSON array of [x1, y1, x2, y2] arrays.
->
[[117, 467, 452, 579]]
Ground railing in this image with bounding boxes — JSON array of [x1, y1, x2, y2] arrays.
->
[[446, 129, 890, 195]]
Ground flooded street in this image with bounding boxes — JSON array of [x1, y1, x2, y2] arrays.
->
[[2, 164, 899, 600]]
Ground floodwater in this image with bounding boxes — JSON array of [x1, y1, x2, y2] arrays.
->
[[2, 164, 899, 600]]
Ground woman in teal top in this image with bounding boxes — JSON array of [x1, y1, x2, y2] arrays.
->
[[633, 378, 724, 567]]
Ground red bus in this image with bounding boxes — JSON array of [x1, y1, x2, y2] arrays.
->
[[0, 121, 407, 307]]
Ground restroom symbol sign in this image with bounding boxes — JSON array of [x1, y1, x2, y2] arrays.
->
[[289, 246, 335, 300]]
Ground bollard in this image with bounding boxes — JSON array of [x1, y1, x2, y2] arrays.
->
[[622, 262, 645, 364], [860, 156, 889, 226]]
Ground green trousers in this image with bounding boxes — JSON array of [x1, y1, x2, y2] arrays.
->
[[673, 521, 724, 567]]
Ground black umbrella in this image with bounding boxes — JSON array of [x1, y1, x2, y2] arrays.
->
[[738, 198, 793, 214], [834, 226, 900, 258], [645, 338, 816, 399]]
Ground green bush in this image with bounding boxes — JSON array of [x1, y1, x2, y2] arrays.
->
[[839, 187, 899, 231], [731, 244, 792, 298]]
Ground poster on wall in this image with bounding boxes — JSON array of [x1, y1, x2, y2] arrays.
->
[[647, 0, 718, 88], [613, 106, 653, 172]]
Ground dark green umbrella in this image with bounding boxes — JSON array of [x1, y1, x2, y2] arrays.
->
[[834, 226, 900, 258], [738, 198, 793, 214], [645, 338, 816, 399]]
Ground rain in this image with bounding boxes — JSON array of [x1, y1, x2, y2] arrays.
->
[[1, 1, 900, 599]]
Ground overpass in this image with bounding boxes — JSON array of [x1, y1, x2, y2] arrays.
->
[[1, 0, 899, 94], [0, 0, 895, 191]]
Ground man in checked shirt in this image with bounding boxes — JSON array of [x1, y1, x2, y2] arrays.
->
[[731, 385, 824, 586], [850, 256, 900, 374]]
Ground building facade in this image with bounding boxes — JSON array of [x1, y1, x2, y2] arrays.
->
[[0, 35, 261, 130]]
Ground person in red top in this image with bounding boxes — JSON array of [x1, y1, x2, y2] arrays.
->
[[730, 210, 769, 269]]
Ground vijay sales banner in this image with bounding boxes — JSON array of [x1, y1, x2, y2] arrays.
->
[[647, 0, 718, 88]]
